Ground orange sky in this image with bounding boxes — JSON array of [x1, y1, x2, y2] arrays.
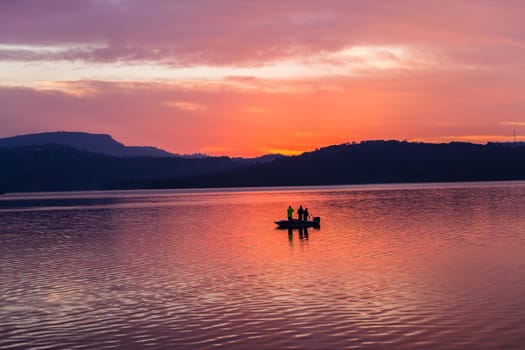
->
[[0, 1, 524, 157]]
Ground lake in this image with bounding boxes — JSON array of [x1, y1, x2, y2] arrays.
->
[[1, 182, 525, 349]]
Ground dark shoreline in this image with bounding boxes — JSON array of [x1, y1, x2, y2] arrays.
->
[[4, 140, 525, 193]]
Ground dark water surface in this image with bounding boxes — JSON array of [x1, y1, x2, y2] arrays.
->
[[1, 182, 525, 349]]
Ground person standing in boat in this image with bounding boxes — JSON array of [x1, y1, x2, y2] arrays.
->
[[303, 208, 309, 221], [297, 205, 304, 221], [287, 205, 294, 220]]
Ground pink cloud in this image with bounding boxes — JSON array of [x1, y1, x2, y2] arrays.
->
[[0, 1, 523, 67]]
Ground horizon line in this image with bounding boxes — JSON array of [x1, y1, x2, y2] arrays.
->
[[1, 130, 524, 159]]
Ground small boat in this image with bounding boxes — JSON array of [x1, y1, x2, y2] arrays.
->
[[275, 217, 320, 228]]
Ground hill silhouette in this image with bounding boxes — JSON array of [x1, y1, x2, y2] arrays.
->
[[0, 131, 175, 157], [3, 136, 525, 193], [108, 140, 525, 189], [0, 144, 248, 192]]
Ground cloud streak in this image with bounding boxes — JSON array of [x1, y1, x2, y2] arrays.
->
[[0, 0, 523, 67]]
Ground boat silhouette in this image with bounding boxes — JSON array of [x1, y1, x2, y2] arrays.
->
[[275, 217, 320, 228]]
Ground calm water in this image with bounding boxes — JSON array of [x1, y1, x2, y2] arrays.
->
[[1, 182, 525, 349]]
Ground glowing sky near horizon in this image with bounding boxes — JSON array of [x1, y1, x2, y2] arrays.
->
[[1, 1, 524, 156]]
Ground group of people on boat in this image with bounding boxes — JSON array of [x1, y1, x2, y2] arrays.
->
[[287, 205, 310, 221]]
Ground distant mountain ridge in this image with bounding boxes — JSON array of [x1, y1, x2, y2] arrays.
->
[[109, 140, 525, 189], [0, 131, 287, 192], [3, 132, 525, 193], [0, 131, 175, 157], [0, 144, 249, 192]]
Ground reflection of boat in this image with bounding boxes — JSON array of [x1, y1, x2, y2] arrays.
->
[[275, 217, 320, 228]]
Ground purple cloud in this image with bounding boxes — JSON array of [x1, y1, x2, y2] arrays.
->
[[0, 0, 523, 67]]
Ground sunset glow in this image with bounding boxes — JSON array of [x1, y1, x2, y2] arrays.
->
[[1, 1, 524, 156]]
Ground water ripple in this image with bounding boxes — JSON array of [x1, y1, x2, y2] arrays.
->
[[2, 183, 525, 348]]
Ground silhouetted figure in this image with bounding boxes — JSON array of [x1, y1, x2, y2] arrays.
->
[[287, 205, 294, 220], [297, 205, 304, 221], [303, 208, 309, 221]]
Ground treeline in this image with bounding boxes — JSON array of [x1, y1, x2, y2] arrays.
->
[[3, 140, 525, 193], [108, 141, 525, 189], [0, 144, 246, 192]]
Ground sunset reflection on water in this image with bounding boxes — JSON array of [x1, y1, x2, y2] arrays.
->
[[1, 183, 525, 349]]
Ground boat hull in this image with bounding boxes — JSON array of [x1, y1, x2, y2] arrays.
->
[[275, 218, 320, 228]]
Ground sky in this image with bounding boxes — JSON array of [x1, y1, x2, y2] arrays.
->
[[0, 1, 524, 157]]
